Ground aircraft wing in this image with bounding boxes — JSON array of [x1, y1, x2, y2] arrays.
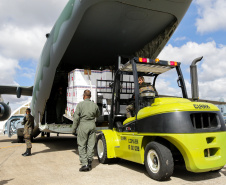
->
[[0, 86, 33, 98]]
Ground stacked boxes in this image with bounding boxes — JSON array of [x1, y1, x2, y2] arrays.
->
[[73, 85, 97, 103], [144, 76, 152, 84], [73, 69, 90, 86], [67, 102, 72, 117], [102, 69, 113, 80], [90, 70, 102, 85], [66, 68, 105, 118], [100, 69, 113, 93], [122, 75, 134, 93], [68, 71, 74, 87], [72, 69, 103, 86], [71, 103, 78, 116], [67, 87, 73, 102]]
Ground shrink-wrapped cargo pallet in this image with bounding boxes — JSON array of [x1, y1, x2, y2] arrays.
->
[[67, 68, 114, 117]]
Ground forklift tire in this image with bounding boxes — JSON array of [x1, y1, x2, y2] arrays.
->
[[144, 141, 174, 181], [97, 134, 110, 164], [96, 134, 119, 164], [17, 136, 24, 143]]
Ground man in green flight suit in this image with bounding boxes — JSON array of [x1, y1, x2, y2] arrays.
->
[[72, 90, 100, 172], [21, 108, 34, 156]]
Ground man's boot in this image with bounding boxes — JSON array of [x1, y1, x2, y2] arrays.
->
[[79, 165, 90, 172], [23, 148, 31, 156], [88, 160, 92, 170], [22, 149, 28, 156]]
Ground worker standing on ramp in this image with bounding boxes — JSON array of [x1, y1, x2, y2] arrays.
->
[[21, 108, 34, 156], [72, 90, 100, 172]]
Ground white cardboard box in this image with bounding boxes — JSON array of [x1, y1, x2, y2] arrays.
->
[[73, 69, 90, 86], [73, 85, 97, 103], [67, 87, 73, 102], [72, 69, 103, 86], [102, 93, 112, 100], [144, 76, 152, 84], [91, 70, 102, 85], [67, 102, 72, 117], [129, 75, 134, 82], [71, 103, 78, 115], [123, 75, 130, 82], [66, 87, 69, 101], [102, 69, 113, 81]]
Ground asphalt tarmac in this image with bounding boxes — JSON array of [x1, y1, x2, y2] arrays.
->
[[0, 134, 226, 185]]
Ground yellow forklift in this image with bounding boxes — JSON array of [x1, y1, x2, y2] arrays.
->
[[96, 57, 226, 181]]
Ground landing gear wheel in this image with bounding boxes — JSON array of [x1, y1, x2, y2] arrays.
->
[[144, 141, 174, 181], [96, 134, 119, 164], [17, 136, 24, 143], [47, 132, 50, 137]]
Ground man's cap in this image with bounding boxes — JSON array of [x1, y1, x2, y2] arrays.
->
[[26, 108, 31, 112]]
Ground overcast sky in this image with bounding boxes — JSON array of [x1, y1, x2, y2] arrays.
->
[[0, 0, 226, 112]]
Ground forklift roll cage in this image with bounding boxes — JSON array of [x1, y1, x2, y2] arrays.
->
[[109, 57, 188, 129]]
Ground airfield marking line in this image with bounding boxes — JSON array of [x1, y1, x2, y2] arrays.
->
[[0, 143, 37, 149], [0, 144, 24, 149]]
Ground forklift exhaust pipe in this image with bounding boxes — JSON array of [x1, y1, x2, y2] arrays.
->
[[190, 56, 203, 102]]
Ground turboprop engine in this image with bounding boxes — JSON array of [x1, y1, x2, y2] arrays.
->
[[0, 102, 11, 121]]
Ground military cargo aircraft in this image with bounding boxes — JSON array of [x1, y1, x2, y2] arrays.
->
[[2, 1, 226, 181]]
